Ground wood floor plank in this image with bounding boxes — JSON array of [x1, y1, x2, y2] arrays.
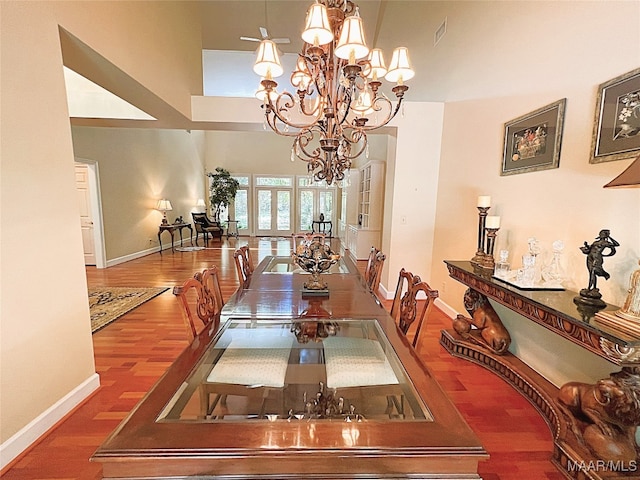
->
[[1, 238, 561, 479]]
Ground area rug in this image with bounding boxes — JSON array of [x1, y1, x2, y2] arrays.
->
[[175, 246, 205, 252], [89, 287, 168, 333]]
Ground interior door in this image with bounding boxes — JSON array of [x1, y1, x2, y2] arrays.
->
[[75, 164, 96, 265], [255, 187, 293, 237]]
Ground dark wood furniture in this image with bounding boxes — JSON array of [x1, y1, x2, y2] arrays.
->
[[391, 268, 439, 349], [191, 213, 223, 245], [233, 245, 254, 289], [441, 260, 638, 479], [173, 266, 225, 341], [91, 256, 487, 479], [312, 219, 332, 237], [363, 246, 386, 293], [157, 222, 192, 253]]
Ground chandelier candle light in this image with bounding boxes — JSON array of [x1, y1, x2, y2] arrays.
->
[[253, 0, 415, 185], [471, 196, 491, 265]]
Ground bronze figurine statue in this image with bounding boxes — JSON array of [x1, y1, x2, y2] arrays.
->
[[575, 229, 619, 307]]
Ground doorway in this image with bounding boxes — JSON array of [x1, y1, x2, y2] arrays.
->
[[75, 161, 106, 268]]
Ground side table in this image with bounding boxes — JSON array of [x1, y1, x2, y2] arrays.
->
[[312, 220, 332, 238], [158, 223, 193, 254], [226, 220, 239, 238]]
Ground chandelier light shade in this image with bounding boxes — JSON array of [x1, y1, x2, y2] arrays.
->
[[367, 48, 387, 81], [254, 0, 415, 185], [301, 3, 333, 46], [334, 13, 369, 63], [253, 40, 284, 79], [385, 47, 415, 84]]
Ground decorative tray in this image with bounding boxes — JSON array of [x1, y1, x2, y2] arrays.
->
[[492, 274, 565, 291]]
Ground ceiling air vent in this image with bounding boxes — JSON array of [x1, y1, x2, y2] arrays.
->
[[434, 18, 447, 46]]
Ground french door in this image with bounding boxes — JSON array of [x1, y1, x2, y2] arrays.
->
[[255, 187, 293, 237], [296, 182, 336, 232]]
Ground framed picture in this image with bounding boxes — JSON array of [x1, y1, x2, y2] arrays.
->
[[501, 99, 566, 176], [590, 67, 640, 164]]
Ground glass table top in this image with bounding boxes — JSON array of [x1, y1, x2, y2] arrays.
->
[[261, 255, 351, 274], [158, 319, 432, 423]]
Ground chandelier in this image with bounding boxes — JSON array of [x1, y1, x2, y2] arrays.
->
[[252, 0, 414, 185]]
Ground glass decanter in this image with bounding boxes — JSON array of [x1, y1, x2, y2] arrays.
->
[[495, 250, 510, 278], [542, 240, 565, 287]]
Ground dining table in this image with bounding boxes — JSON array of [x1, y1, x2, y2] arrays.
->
[[91, 253, 488, 479]]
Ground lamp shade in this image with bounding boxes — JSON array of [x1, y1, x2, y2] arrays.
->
[[603, 154, 640, 188], [157, 199, 172, 211], [195, 198, 206, 208], [255, 82, 279, 103], [385, 47, 415, 84], [367, 48, 387, 80], [352, 87, 374, 115], [290, 57, 313, 90], [253, 40, 283, 79], [302, 2, 333, 46], [334, 15, 369, 62]]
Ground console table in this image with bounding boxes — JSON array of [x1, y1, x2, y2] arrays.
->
[[441, 261, 639, 479], [158, 223, 192, 254], [312, 220, 332, 237]]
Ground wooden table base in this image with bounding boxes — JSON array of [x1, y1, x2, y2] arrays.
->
[[440, 329, 634, 480]]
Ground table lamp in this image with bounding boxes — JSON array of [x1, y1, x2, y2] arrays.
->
[[157, 199, 172, 225], [195, 198, 206, 213]]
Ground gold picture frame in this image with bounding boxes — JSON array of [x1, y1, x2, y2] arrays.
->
[[590, 67, 640, 164], [501, 99, 566, 176]]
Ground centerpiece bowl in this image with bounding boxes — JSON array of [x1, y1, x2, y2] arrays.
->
[[292, 239, 340, 294]]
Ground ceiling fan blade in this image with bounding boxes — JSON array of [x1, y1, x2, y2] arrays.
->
[[272, 38, 291, 44], [259, 26, 268, 39], [240, 36, 261, 42]]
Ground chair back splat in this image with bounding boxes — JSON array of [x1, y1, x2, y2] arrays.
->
[[173, 266, 225, 341], [390, 268, 439, 348], [233, 245, 254, 289], [364, 246, 386, 293]]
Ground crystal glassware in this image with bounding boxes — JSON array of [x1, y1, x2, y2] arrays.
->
[[495, 250, 510, 278]]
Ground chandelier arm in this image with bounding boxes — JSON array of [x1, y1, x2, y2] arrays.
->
[[265, 93, 325, 132], [340, 130, 367, 159], [357, 96, 405, 132]]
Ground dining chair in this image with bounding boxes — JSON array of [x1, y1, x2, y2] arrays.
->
[[173, 266, 224, 342], [233, 245, 254, 288], [390, 268, 439, 349], [364, 246, 386, 293]]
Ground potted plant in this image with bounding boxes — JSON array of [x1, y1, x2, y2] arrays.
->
[[207, 167, 239, 223]]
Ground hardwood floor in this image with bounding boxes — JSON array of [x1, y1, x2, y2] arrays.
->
[[2, 237, 564, 480]]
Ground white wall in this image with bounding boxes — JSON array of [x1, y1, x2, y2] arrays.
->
[[381, 103, 445, 297], [72, 128, 206, 261], [429, 1, 640, 386], [0, 0, 203, 466]]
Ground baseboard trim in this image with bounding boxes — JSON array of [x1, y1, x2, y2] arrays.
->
[[0, 373, 100, 470], [435, 297, 459, 319]]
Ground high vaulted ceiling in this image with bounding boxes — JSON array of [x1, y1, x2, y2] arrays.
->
[[198, 0, 443, 101]]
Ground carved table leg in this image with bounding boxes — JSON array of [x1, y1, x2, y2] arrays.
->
[[452, 288, 511, 355], [558, 367, 640, 466]]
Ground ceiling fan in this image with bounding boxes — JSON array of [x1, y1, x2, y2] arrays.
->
[[240, 26, 290, 45]]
